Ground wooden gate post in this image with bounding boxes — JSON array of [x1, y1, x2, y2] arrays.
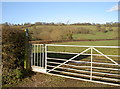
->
[[24, 28, 31, 70]]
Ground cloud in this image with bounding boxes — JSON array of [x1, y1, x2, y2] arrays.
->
[[107, 5, 120, 12]]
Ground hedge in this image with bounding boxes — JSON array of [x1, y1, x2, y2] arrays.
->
[[2, 25, 26, 85]]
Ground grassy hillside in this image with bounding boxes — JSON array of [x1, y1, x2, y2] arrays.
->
[[29, 25, 118, 41]]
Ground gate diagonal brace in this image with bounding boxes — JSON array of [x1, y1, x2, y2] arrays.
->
[[93, 47, 118, 65], [47, 47, 91, 73]]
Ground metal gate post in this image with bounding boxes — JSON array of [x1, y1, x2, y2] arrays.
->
[[90, 47, 93, 80], [45, 44, 47, 72], [34, 45, 36, 66], [30, 44, 33, 66]]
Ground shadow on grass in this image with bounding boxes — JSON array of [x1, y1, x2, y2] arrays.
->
[[47, 53, 90, 71], [23, 69, 36, 79], [47, 53, 90, 61], [32, 52, 90, 67]]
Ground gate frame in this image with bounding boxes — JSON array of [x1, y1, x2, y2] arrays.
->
[[31, 44, 120, 86]]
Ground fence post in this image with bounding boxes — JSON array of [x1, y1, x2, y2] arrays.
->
[[90, 47, 93, 80], [45, 44, 47, 72], [30, 44, 33, 67], [24, 28, 31, 70]]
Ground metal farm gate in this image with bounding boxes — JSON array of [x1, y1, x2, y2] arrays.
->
[[30, 44, 120, 86]]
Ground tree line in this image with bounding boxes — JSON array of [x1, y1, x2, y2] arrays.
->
[[3, 22, 119, 27]]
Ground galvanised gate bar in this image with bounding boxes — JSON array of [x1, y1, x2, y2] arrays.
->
[[30, 44, 120, 86]]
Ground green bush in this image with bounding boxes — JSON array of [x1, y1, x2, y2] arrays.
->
[[2, 25, 26, 85]]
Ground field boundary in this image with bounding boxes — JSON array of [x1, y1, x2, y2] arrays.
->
[[30, 39, 118, 44]]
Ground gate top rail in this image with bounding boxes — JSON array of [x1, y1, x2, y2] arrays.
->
[[46, 44, 120, 48]]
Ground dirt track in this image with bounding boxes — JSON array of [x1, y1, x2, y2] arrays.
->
[[16, 72, 113, 87]]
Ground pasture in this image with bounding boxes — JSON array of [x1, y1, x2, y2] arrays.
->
[[48, 40, 119, 55], [55, 40, 119, 46], [72, 31, 117, 40]]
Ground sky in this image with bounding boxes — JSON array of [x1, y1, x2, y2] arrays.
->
[[1, 2, 119, 24]]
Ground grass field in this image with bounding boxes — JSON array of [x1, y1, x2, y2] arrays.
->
[[47, 40, 119, 55], [33, 40, 119, 62], [55, 40, 119, 46], [72, 31, 117, 40]]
